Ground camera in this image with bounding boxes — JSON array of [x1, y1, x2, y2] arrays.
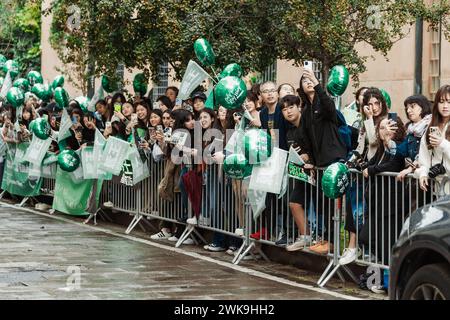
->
[[428, 163, 446, 179]]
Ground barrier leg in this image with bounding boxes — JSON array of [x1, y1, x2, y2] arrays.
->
[[175, 224, 195, 248], [125, 213, 143, 234], [317, 197, 358, 288], [0, 190, 6, 200], [17, 197, 29, 207]]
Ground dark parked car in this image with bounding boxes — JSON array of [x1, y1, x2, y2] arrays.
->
[[389, 195, 450, 300]]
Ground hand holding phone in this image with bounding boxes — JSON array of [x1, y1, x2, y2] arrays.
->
[[303, 60, 313, 71], [114, 103, 122, 113]]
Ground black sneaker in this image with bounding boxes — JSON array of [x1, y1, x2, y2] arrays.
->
[[275, 233, 288, 247]]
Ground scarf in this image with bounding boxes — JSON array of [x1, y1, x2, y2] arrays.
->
[[407, 114, 431, 137]]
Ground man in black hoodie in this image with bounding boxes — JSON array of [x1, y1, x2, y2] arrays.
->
[[297, 69, 347, 254]]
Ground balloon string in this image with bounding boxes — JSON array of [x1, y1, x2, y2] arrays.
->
[[210, 67, 220, 84]]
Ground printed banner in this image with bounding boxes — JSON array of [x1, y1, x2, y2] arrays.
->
[[287, 146, 316, 186], [52, 168, 103, 216], [1, 143, 43, 197], [178, 60, 211, 100]]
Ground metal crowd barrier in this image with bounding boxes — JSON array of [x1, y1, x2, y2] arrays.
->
[[35, 159, 449, 288]]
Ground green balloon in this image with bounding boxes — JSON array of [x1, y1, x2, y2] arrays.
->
[[133, 73, 148, 96], [0, 55, 6, 75], [58, 149, 80, 172], [101, 75, 118, 93], [327, 65, 349, 97], [31, 83, 47, 100], [75, 96, 91, 113], [13, 78, 30, 92], [321, 162, 350, 199], [223, 153, 253, 179], [214, 76, 247, 110], [32, 117, 51, 140], [3, 60, 20, 79], [243, 129, 272, 164], [6, 87, 25, 108], [54, 87, 70, 109], [27, 70, 43, 86], [380, 89, 392, 109], [219, 63, 243, 79], [52, 75, 65, 89], [194, 38, 215, 66]]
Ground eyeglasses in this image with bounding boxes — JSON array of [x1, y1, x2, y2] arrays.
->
[[261, 89, 277, 94]]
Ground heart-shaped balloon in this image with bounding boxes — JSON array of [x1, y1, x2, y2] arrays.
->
[[13, 78, 30, 92], [6, 87, 25, 108], [321, 162, 350, 199], [223, 153, 253, 180], [52, 75, 65, 89], [219, 63, 243, 79], [133, 73, 148, 96], [54, 87, 70, 109], [243, 129, 272, 164], [3, 60, 20, 79], [326, 65, 349, 97], [27, 70, 43, 86], [194, 38, 216, 66], [58, 149, 80, 172], [214, 76, 247, 110], [31, 117, 51, 140]]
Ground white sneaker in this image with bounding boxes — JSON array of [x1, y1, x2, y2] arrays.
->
[[235, 228, 244, 236], [286, 235, 312, 252], [234, 251, 261, 261], [182, 238, 194, 245], [226, 246, 238, 256], [168, 236, 179, 242], [339, 248, 358, 265], [186, 216, 198, 225], [150, 228, 172, 240], [103, 201, 114, 208], [35, 203, 50, 211], [205, 243, 226, 252]]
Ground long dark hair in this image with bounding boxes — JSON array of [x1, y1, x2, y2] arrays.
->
[[362, 87, 389, 124], [426, 85, 450, 147], [199, 108, 217, 130], [134, 101, 150, 127], [355, 87, 369, 112]]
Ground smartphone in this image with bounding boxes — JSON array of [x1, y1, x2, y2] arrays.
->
[[113, 103, 122, 113], [105, 121, 112, 129], [303, 60, 313, 71], [156, 125, 163, 133], [430, 126, 441, 137], [149, 126, 155, 134], [175, 97, 182, 106], [153, 101, 160, 110], [131, 113, 138, 122], [72, 116, 78, 125], [390, 112, 398, 122]]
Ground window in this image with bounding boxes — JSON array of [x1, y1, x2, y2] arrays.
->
[[261, 61, 277, 83], [152, 62, 169, 102], [429, 26, 441, 99]]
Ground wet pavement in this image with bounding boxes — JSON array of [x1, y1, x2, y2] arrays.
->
[[0, 202, 373, 300]]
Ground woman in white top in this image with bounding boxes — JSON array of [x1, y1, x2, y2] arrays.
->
[[355, 88, 395, 161], [416, 85, 450, 192]]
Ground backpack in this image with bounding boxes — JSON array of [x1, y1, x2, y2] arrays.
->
[[336, 110, 358, 159]]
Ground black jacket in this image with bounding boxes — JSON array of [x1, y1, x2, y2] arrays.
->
[[298, 84, 347, 167], [285, 121, 312, 159]]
